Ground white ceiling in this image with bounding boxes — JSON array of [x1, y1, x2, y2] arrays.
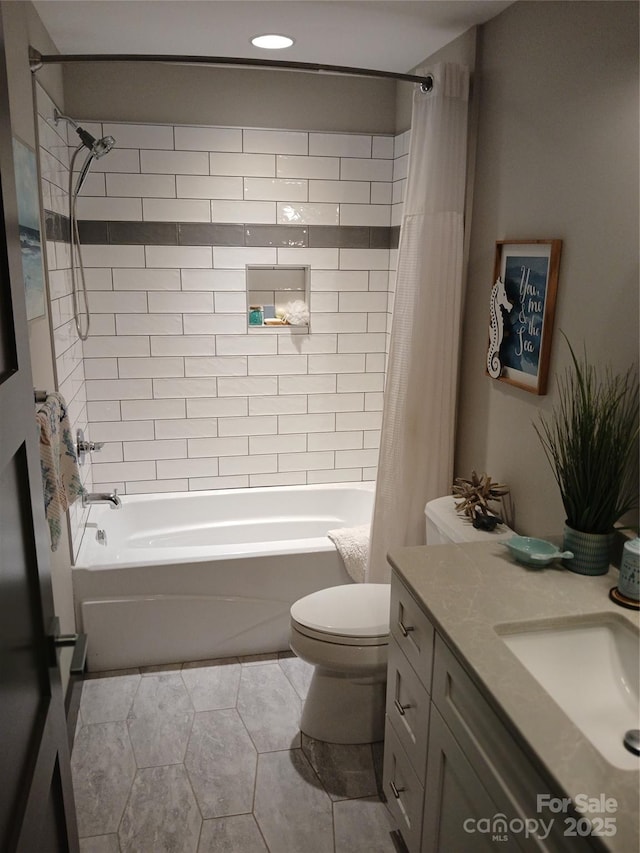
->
[[33, 1, 513, 75]]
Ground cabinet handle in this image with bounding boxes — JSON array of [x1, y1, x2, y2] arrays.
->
[[390, 780, 405, 799], [394, 698, 411, 716], [398, 620, 414, 637]]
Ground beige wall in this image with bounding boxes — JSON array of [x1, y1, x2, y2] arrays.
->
[[456, 1, 639, 536], [63, 60, 397, 133], [1, 2, 77, 673]]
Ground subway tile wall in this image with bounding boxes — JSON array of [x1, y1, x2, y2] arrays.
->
[[36, 82, 93, 558], [37, 89, 411, 503]]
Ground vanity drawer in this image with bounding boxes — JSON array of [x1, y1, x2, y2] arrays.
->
[[390, 575, 435, 690], [386, 638, 430, 781], [383, 715, 424, 853]]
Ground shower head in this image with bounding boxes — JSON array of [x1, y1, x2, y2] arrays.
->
[[75, 126, 116, 159], [54, 108, 116, 159], [93, 134, 116, 158]]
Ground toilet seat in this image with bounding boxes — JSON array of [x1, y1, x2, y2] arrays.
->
[[290, 583, 390, 646], [291, 620, 388, 647]]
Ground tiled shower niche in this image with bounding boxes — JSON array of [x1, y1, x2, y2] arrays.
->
[[246, 265, 310, 330], [38, 97, 411, 500]]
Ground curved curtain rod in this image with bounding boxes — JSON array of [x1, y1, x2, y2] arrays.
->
[[28, 48, 433, 91]]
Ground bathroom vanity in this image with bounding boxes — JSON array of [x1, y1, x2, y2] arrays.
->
[[383, 541, 640, 853]]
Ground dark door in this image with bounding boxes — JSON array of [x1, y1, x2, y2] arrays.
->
[[0, 18, 79, 853]]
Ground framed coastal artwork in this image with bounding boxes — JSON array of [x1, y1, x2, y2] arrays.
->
[[12, 137, 45, 321], [486, 239, 562, 395]]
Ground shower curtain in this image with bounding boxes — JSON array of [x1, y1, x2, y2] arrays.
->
[[367, 63, 470, 583]]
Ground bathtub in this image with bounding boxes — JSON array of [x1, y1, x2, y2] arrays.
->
[[73, 481, 374, 671]]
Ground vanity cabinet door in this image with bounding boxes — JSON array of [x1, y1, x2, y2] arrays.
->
[[431, 632, 548, 823], [422, 707, 523, 853], [390, 575, 435, 690], [430, 635, 601, 853]]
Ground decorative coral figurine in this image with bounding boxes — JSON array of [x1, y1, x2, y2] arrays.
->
[[452, 471, 510, 530]]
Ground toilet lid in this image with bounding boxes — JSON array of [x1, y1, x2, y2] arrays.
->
[[290, 583, 390, 639]]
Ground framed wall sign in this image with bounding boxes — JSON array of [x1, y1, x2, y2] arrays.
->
[[486, 239, 562, 395]]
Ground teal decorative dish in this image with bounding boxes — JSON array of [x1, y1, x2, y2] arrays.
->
[[503, 535, 574, 568]]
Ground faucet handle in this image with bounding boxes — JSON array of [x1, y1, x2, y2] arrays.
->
[[76, 428, 104, 464]]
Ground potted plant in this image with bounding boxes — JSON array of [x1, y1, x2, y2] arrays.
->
[[534, 335, 639, 575]]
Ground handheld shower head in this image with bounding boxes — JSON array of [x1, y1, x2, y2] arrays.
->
[[54, 107, 116, 344], [54, 109, 116, 159], [92, 134, 116, 158], [75, 126, 116, 159]]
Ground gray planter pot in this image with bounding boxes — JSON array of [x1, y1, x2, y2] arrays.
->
[[562, 524, 614, 575]]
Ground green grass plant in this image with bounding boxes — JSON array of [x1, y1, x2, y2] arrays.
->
[[534, 335, 639, 534]]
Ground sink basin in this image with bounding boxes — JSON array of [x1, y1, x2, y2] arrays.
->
[[496, 616, 640, 770]]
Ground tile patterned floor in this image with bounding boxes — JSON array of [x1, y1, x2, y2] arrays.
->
[[72, 652, 398, 853]]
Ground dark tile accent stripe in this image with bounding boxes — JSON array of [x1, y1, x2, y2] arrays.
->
[[308, 226, 369, 249], [109, 221, 178, 245], [370, 227, 396, 249], [179, 223, 245, 246], [47, 213, 399, 250], [78, 220, 109, 244], [44, 210, 70, 243]]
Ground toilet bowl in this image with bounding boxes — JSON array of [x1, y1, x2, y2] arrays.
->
[[289, 583, 390, 744]]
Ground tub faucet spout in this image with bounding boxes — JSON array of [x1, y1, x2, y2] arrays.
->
[[83, 489, 121, 509]]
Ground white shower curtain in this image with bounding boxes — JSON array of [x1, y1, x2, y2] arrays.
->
[[367, 63, 470, 583]]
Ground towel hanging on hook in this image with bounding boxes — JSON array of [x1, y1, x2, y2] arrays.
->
[[35, 391, 85, 550]]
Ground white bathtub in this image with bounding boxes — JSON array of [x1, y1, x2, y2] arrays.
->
[[74, 481, 374, 671]]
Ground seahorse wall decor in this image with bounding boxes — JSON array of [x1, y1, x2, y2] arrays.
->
[[487, 276, 513, 378]]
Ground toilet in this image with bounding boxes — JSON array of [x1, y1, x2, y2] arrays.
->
[[289, 494, 513, 744], [290, 583, 390, 744]]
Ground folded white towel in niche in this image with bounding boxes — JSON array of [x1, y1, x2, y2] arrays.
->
[[327, 524, 370, 583]]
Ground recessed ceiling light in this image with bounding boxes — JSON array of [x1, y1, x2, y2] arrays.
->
[[250, 34, 295, 50]]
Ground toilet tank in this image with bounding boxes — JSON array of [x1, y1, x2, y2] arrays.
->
[[424, 495, 513, 544]]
